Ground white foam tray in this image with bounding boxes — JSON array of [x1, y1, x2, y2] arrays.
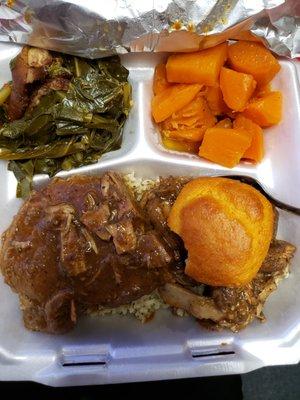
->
[[0, 43, 299, 386]]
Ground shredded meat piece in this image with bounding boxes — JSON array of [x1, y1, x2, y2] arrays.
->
[[106, 220, 137, 254], [136, 231, 174, 268], [81, 203, 111, 240], [46, 203, 88, 276]]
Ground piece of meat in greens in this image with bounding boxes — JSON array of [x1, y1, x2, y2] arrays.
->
[[0, 46, 131, 198]]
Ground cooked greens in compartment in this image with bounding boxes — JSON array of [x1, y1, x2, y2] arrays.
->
[[0, 46, 131, 197]]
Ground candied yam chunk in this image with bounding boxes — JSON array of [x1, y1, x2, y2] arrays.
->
[[161, 135, 200, 153], [241, 91, 282, 127], [153, 63, 171, 95], [163, 128, 206, 143], [220, 67, 257, 111], [243, 129, 264, 162], [151, 83, 202, 123], [198, 127, 252, 168], [215, 118, 232, 129], [233, 115, 264, 162], [228, 41, 280, 86], [254, 83, 272, 98], [166, 42, 228, 86], [205, 85, 229, 115], [161, 95, 216, 133]]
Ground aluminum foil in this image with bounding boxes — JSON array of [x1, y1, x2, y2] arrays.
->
[[0, 0, 299, 58]]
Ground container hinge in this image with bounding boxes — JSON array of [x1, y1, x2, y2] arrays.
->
[[190, 349, 235, 360], [61, 354, 108, 367]]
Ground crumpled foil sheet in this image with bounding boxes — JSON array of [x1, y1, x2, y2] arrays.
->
[[0, 0, 299, 58]]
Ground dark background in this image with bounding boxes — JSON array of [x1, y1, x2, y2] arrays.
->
[[2, 363, 300, 400]]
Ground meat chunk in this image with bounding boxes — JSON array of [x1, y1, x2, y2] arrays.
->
[[20, 289, 76, 334], [7, 47, 30, 121], [27, 77, 70, 112], [106, 220, 137, 254], [210, 284, 257, 331], [136, 231, 173, 269], [7, 47, 52, 120], [140, 177, 189, 279], [0, 172, 180, 333], [159, 241, 295, 332], [46, 204, 89, 276], [206, 240, 296, 331], [139, 178, 194, 285], [80, 172, 144, 253], [140, 176, 188, 233], [159, 283, 224, 321], [27, 48, 52, 68], [259, 240, 295, 275]]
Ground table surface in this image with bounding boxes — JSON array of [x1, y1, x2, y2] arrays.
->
[[1, 363, 300, 400]]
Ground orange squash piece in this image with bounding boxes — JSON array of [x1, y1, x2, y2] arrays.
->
[[199, 127, 253, 168], [161, 95, 216, 132], [228, 41, 280, 86], [151, 83, 202, 123], [166, 42, 228, 86], [254, 83, 272, 98], [153, 63, 171, 95], [161, 135, 200, 153], [233, 115, 264, 162], [215, 118, 232, 129], [205, 85, 229, 115], [220, 67, 257, 111], [160, 96, 216, 144], [241, 91, 282, 127], [163, 128, 206, 143]]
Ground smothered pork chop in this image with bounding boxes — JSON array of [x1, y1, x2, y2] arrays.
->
[[0, 172, 295, 333], [0, 172, 185, 333]]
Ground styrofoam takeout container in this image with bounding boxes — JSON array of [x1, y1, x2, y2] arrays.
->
[[0, 43, 299, 386]]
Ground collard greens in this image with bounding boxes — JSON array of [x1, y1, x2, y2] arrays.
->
[[0, 54, 131, 197]]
